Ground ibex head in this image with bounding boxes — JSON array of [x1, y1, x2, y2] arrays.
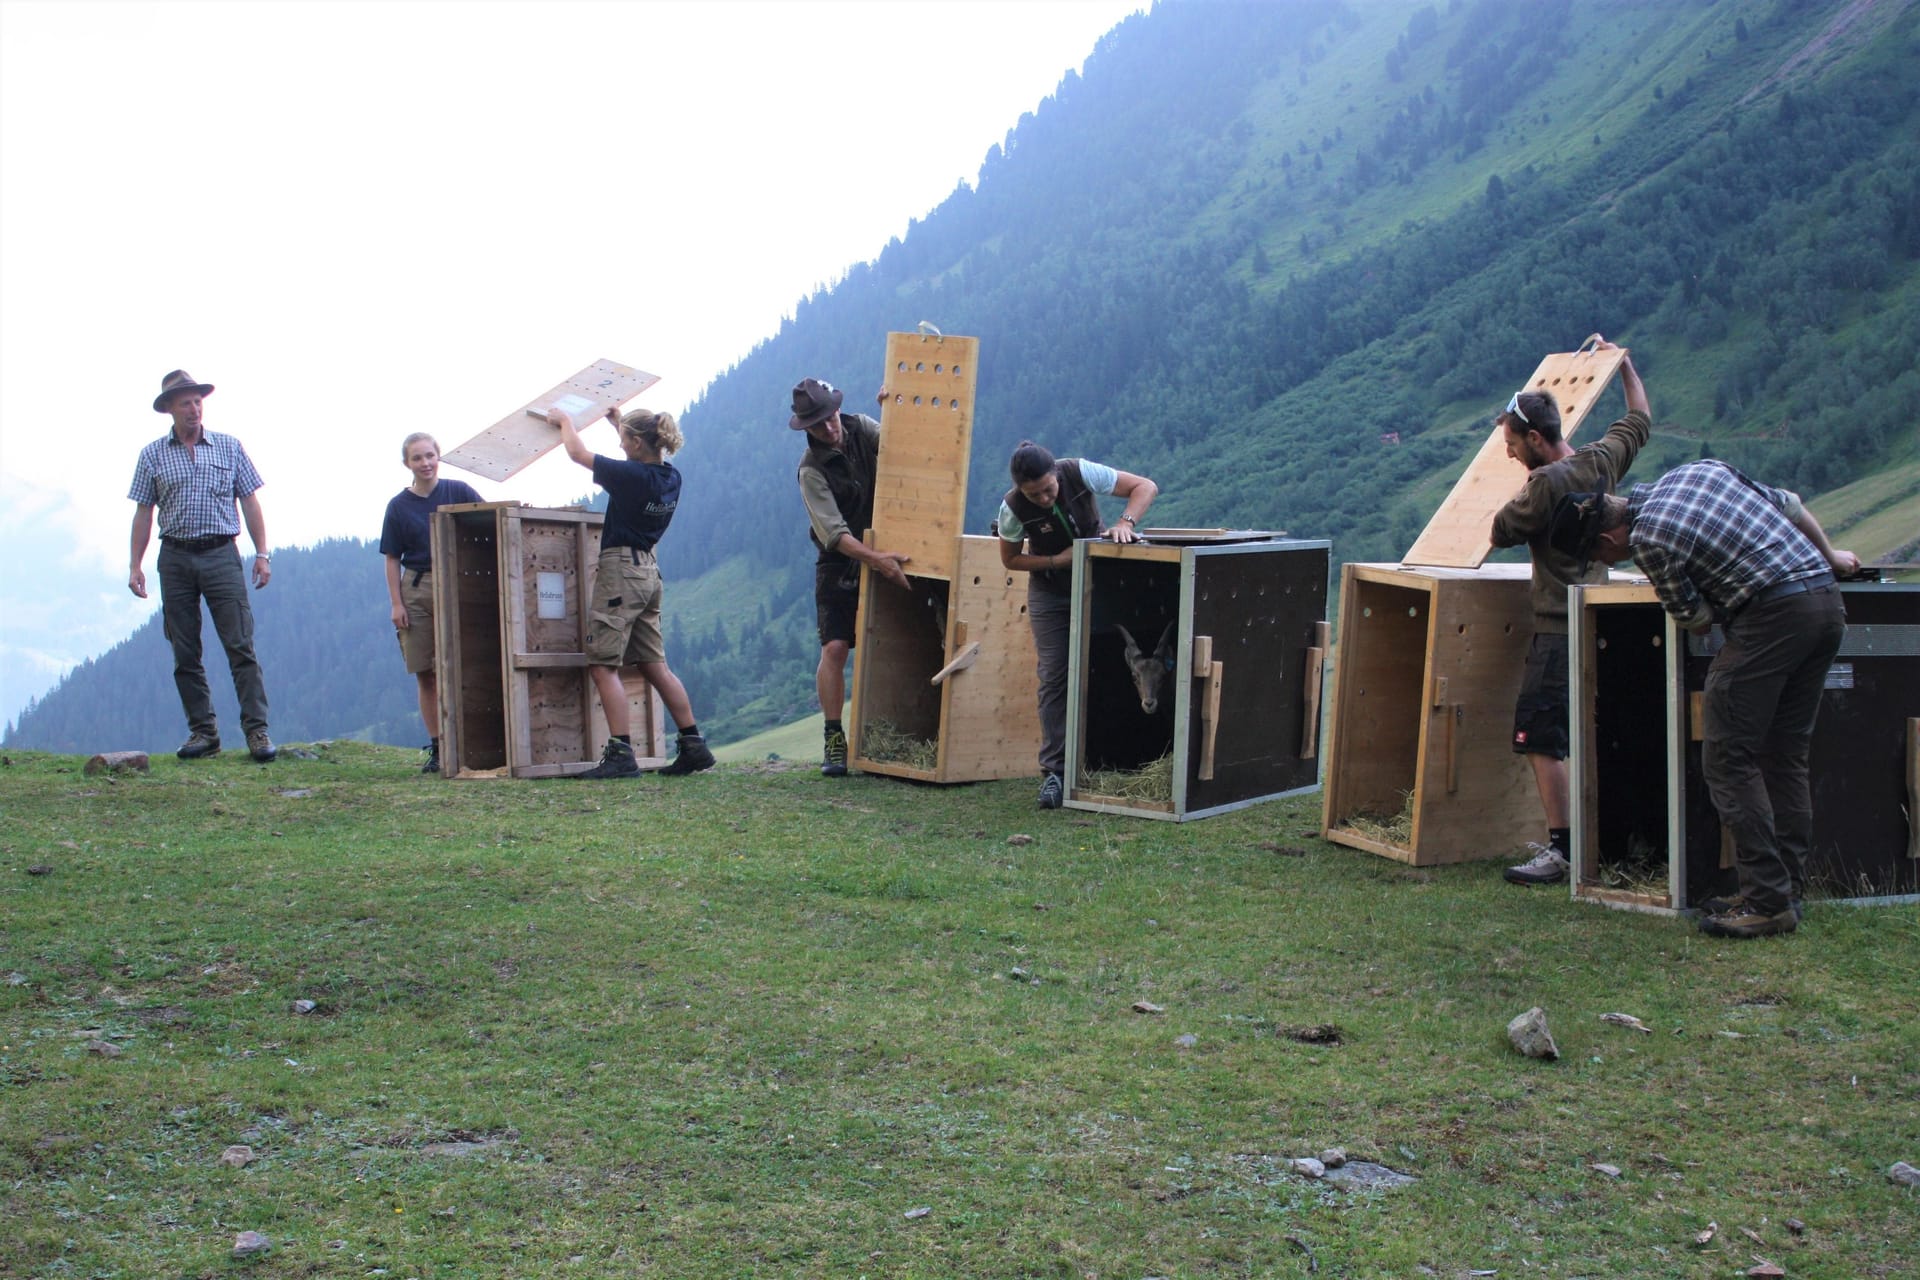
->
[[1114, 621, 1176, 714]]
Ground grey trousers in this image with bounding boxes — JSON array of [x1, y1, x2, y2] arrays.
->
[[1701, 584, 1845, 914], [158, 541, 271, 737], [1028, 585, 1071, 777]]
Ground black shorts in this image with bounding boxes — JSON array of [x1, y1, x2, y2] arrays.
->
[[814, 559, 861, 648], [1511, 631, 1570, 759]]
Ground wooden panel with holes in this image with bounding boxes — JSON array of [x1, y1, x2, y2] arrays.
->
[[1402, 338, 1628, 568], [443, 360, 661, 483], [869, 333, 979, 581]]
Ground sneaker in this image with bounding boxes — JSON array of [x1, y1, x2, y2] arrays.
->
[[246, 728, 278, 763], [1696, 893, 1804, 924], [1037, 772, 1064, 810], [580, 738, 640, 779], [421, 741, 441, 774], [1503, 842, 1569, 886], [821, 726, 849, 778], [659, 734, 716, 776], [176, 732, 221, 760], [1699, 902, 1798, 939]]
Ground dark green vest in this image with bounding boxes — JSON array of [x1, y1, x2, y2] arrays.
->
[[798, 414, 880, 565], [1004, 460, 1104, 594]]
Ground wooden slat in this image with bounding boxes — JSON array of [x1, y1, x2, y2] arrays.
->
[[443, 359, 660, 482], [1907, 718, 1919, 860], [1301, 639, 1325, 760], [1402, 339, 1629, 568], [1198, 659, 1224, 781], [870, 333, 979, 580]]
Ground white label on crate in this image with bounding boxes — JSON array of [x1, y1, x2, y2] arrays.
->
[[1824, 662, 1853, 690], [536, 571, 566, 620]]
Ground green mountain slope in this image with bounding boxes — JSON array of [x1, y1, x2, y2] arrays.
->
[[12, 0, 1918, 752]]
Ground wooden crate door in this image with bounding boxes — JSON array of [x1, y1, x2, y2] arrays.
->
[[1402, 340, 1628, 568], [871, 332, 979, 580], [444, 360, 661, 483]]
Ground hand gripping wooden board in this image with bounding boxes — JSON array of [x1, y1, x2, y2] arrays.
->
[[443, 359, 661, 482], [1401, 337, 1627, 568], [870, 332, 980, 580]]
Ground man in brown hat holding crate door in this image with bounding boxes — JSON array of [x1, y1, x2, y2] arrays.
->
[[790, 377, 911, 777], [128, 370, 278, 762]]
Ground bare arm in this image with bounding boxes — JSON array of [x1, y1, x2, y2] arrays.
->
[[1106, 471, 1158, 545], [1596, 337, 1649, 418], [838, 533, 912, 589], [386, 554, 408, 629], [550, 408, 598, 470], [1000, 535, 1073, 575], [240, 492, 271, 588], [129, 504, 154, 598]]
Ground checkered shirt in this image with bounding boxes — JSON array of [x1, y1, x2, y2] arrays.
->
[[1626, 460, 1826, 629], [127, 430, 265, 539]]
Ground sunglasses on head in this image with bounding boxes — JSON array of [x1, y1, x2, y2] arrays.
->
[[1506, 392, 1530, 426]]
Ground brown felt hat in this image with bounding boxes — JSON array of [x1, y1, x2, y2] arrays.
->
[[788, 377, 843, 431], [153, 369, 215, 413]]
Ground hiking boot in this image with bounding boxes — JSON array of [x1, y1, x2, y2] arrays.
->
[[421, 741, 440, 774], [1696, 893, 1804, 924], [580, 738, 640, 779], [1503, 842, 1569, 886], [176, 731, 221, 760], [1037, 772, 1064, 810], [659, 734, 716, 776], [246, 728, 277, 763], [821, 725, 849, 778], [1699, 902, 1798, 939]]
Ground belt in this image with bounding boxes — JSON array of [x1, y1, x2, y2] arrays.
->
[[410, 569, 430, 588], [162, 535, 236, 553], [1747, 572, 1835, 610]]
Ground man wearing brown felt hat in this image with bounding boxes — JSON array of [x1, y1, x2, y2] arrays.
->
[[128, 370, 278, 762]]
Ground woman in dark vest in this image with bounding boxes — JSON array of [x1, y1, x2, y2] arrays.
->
[[996, 440, 1158, 809]]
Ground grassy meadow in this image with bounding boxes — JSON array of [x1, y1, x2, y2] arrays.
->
[[2, 743, 1915, 1278]]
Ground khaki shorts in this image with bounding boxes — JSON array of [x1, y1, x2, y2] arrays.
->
[[585, 547, 666, 666], [396, 570, 437, 675]]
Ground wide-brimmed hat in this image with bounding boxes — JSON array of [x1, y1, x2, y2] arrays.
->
[[154, 370, 215, 413], [788, 377, 843, 431], [1547, 490, 1610, 574]]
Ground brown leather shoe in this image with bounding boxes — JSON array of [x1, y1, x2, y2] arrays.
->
[[246, 728, 278, 763], [177, 732, 221, 760], [1698, 904, 1797, 939]]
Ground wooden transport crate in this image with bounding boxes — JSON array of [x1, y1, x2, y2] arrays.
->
[[848, 536, 1041, 782], [846, 329, 1041, 783], [1568, 580, 1920, 913], [430, 502, 667, 779], [1063, 532, 1330, 822], [1320, 562, 1538, 864]]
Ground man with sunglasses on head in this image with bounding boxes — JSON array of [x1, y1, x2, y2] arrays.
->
[[1487, 337, 1649, 885]]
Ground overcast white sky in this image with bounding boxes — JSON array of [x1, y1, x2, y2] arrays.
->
[[0, 0, 1145, 727]]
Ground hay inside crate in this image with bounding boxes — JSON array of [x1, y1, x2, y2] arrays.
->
[[860, 718, 938, 771], [1078, 751, 1175, 804], [1338, 791, 1415, 846]]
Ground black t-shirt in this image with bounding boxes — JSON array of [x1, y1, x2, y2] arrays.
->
[[593, 455, 681, 551], [379, 479, 483, 573]]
